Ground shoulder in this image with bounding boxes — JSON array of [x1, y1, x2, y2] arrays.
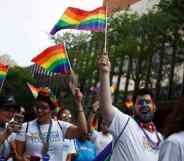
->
[[109, 106, 135, 129], [55, 120, 73, 127], [21, 119, 36, 131], [166, 131, 184, 144]]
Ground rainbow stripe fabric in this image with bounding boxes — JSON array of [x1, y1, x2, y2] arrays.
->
[[27, 83, 40, 98], [50, 6, 106, 35], [32, 44, 71, 74], [0, 64, 8, 86]]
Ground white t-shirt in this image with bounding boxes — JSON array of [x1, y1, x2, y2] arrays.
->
[[0, 127, 16, 159], [0, 133, 16, 158], [60, 139, 76, 161], [158, 131, 184, 161], [109, 107, 163, 161], [92, 130, 113, 155], [16, 119, 72, 161]]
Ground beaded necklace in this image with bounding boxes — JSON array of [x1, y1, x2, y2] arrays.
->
[[139, 123, 161, 150]]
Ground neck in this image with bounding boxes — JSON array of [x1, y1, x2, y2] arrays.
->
[[139, 121, 156, 133], [37, 116, 51, 125], [102, 131, 108, 135]]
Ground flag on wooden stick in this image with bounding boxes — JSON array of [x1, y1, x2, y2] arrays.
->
[[0, 64, 8, 90], [32, 44, 72, 75], [50, 7, 106, 35]]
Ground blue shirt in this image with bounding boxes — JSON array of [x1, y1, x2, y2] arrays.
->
[[73, 139, 96, 161]]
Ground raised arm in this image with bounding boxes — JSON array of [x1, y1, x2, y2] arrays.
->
[[98, 54, 114, 124], [65, 88, 88, 139]]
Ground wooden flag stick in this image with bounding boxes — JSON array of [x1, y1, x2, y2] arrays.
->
[[0, 66, 9, 91], [63, 42, 73, 74], [63, 43, 78, 95], [104, 0, 109, 54], [0, 78, 6, 91]]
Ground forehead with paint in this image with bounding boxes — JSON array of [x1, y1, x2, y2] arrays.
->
[[133, 89, 156, 123], [135, 94, 156, 112], [133, 89, 155, 106]]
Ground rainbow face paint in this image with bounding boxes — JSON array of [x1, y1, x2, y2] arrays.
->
[[135, 95, 156, 123]]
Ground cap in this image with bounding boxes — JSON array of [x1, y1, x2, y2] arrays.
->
[[0, 95, 19, 111]]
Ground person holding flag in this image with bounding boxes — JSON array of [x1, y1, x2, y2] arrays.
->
[[98, 54, 163, 161], [15, 88, 88, 161]]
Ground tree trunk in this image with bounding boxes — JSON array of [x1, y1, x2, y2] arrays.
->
[[114, 55, 125, 104], [124, 55, 133, 98], [168, 40, 177, 99], [155, 41, 165, 99]]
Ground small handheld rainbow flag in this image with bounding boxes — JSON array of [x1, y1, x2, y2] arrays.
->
[[0, 64, 8, 89], [27, 83, 40, 98], [31, 44, 71, 74], [50, 6, 106, 35]]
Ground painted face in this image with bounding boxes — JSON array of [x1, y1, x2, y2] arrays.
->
[[134, 94, 156, 123]]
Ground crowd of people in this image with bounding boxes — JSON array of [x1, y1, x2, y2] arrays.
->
[[0, 54, 183, 161]]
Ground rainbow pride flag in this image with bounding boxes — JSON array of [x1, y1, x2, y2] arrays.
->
[[31, 44, 71, 74], [50, 6, 106, 35], [0, 64, 8, 87], [27, 83, 40, 98]]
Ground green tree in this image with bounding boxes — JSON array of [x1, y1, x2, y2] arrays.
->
[[1, 66, 36, 108]]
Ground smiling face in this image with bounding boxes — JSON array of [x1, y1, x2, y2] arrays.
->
[[34, 101, 51, 121], [134, 94, 156, 123]]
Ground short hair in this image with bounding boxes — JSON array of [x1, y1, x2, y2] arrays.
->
[[133, 88, 154, 104]]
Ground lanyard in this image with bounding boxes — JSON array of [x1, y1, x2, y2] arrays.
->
[[36, 120, 52, 155]]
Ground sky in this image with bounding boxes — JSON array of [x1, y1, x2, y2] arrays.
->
[[0, 0, 103, 66], [0, 0, 158, 67]]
